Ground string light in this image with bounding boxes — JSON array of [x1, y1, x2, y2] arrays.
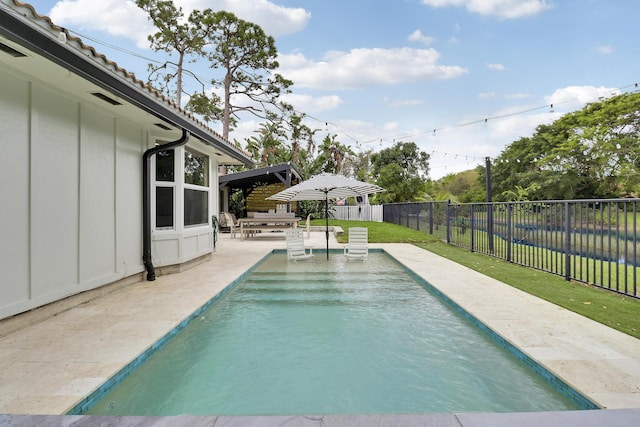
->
[[57, 28, 67, 43], [35, 19, 640, 174], [56, 22, 640, 153]]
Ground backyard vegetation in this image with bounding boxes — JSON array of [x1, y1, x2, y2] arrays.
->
[[313, 219, 640, 340]]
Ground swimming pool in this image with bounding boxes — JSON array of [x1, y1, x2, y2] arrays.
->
[[79, 251, 592, 415]]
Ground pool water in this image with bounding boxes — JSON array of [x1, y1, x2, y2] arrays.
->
[[85, 251, 582, 415]]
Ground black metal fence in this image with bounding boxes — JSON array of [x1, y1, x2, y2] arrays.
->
[[383, 199, 640, 299]]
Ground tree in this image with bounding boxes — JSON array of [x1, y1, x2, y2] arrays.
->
[[312, 134, 354, 175], [286, 113, 316, 169], [370, 142, 430, 202], [502, 183, 541, 202], [429, 169, 485, 202], [189, 11, 293, 140], [135, 0, 216, 106], [546, 92, 640, 198], [244, 121, 288, 167], [485, 92, 640, 200], [346, 149, 373, 183], [483, 130, 554, 201]]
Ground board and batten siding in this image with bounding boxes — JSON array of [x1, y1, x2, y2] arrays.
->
[[0, 65, 216, 320]]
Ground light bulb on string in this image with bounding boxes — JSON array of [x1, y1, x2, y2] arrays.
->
[[57, 28, 67, 43], [549, 104, 554, 113]]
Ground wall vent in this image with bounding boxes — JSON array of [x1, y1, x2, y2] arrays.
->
[[90, 92, 122, 105], [0, 42, 26, 57]]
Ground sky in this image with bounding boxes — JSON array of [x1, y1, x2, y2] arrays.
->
[[25, 0, 640, 179]]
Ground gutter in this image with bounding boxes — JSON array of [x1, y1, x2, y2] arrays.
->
[[142, 129, 190, 281]]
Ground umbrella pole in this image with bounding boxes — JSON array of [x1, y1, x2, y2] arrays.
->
[[324, 192, 329, 260]]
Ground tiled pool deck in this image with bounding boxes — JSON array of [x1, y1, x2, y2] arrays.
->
[[1, 231, 640, 426]]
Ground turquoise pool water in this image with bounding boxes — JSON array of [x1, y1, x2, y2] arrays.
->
[[84, 251, 585, 415]]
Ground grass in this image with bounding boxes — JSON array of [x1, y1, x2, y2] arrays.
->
[[309, 219, 640, 340], [448, 226, 640, 297], [307, 219, 438, 244], [421, 241, 640, 340]]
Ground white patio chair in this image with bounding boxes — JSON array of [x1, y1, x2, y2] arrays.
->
[[286, 229, 314, 261], [344, 227, 368, 261], [222, 212, 240, 239]]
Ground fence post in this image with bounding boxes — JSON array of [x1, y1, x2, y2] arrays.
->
[[446, 200, 451, 244], [470, 205, 475, 252], [429, 202, 434, 235], [565, 201, 571, 281], [406, 205, 410, 228], [487, 203, 495, 254], [507, 203, 512, 262]]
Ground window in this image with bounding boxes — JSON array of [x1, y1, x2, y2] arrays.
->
[[156, 150, 175, 182], [155, 149, 175, 228], [184, 148, 209, 186], [184, 189, 208, 226], [184, 148, 209, 227], [156, 187, 174, 228]]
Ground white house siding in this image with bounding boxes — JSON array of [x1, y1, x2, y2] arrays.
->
[[0, 64, 30, 308], [0, 66, 150, 319], [116, 120, 145, 279]]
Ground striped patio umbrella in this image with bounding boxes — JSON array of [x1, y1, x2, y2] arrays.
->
[[267, 173, 385, 259]]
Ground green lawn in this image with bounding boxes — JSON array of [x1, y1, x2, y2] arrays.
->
[[309, 219, 640, 340], [307, 219, 438, 244]]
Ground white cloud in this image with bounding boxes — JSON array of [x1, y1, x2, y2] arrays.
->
[[191, 0, 311, 37], [50, 0, 152, 48], [384, 98, 425, 108], [479, 92, 496, 99], [597, 44, 614, 54], [278, 48, 468, 90], [421, 0, 553, 19], [281, 93, 343, 113], [408, 29, 436, 45], [505, 92, 530, 99], [50, 0, 310, 50], [227, 118, 261, 144], [545, 85, 618, 111], [487, 63, 506, 71], [489, 110, 554, 140]]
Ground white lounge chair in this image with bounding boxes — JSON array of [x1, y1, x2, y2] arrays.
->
[[344, 227, 368, 261], [286, 229, 314, 261]]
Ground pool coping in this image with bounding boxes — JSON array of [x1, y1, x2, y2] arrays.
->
[[5, 408, 640, 427]]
